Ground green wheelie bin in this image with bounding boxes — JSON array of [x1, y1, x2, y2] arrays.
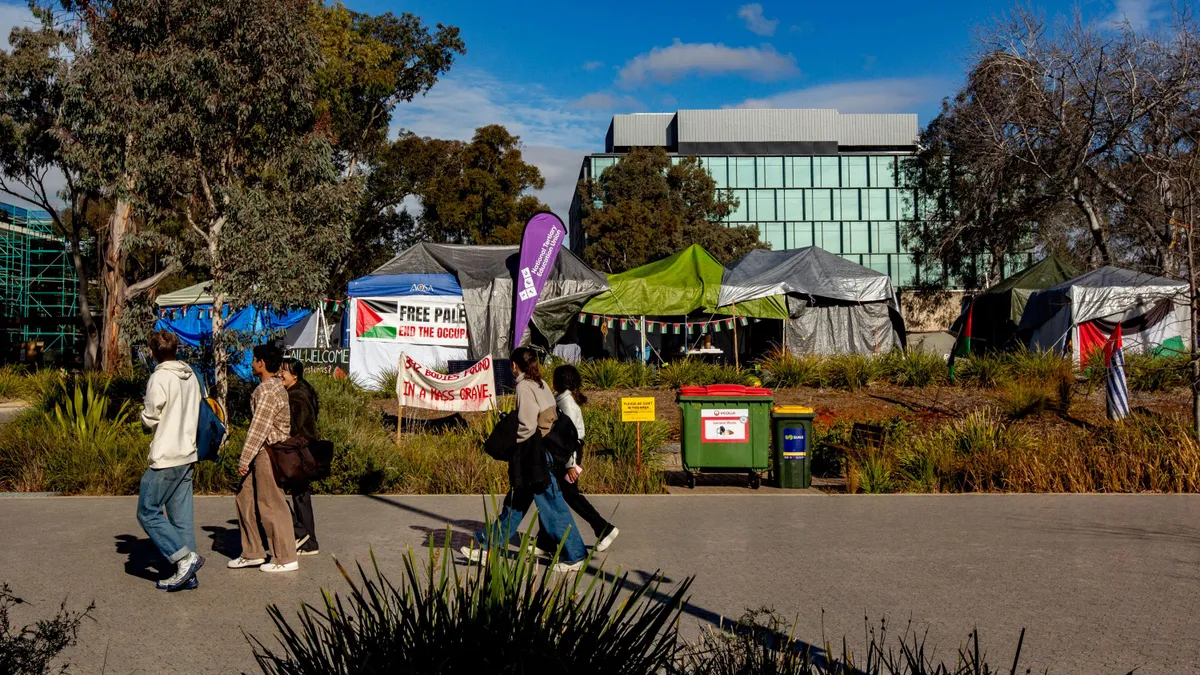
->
[[677, 384, 774, 489], [771, 406, 815, 489]]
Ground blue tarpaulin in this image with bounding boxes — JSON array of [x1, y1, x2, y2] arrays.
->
[[347, 273, 461, 297], [155, 304, 310, 380]]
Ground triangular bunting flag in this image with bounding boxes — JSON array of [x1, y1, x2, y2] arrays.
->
[[714, 321, 722, 332]]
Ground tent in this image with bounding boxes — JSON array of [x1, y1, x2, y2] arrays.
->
[[1019, 266, 1190, 363], [950, 255, 1078, 352], [718, 247, 906, 355], [580, 245, 787, 361], [154, 281, 312, 380], [346, 243, 608, 384]]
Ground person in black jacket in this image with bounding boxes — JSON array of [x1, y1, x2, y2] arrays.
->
[[280, 358, 319, 556]]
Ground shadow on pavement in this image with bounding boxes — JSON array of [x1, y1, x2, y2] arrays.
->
[[114, 534, 171, 582], [201, 519, 243, 560]]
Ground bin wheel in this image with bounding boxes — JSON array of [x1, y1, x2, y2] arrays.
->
[[686, 472, 696, 489], [749, 472, 761, 490]]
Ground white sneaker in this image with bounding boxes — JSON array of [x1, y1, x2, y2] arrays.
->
[[525, 543, 549, 557], [295, 535, 310, 549], [459, 545, 487, 563], [551, 559, 586, 573], [227, 557, 266, 569], [260, 561, 299, 573], [298, 547, 320, 556], [595, 527, 620, 553]]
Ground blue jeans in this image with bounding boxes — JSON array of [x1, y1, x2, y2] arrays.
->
[[136, 464, 196, 563], [474, 473, 587, 563]]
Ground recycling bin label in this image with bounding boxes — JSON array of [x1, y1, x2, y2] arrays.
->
[[701, 408, 749, 442], [782, 427, 806, 459]]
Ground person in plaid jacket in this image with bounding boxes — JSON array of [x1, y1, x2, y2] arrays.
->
[[227, 344, 298, 573]]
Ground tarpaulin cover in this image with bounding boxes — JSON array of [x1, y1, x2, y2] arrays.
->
[[361, 243, 608, 358], [347, 273, 461, 297], [719, 247, 897, 308], [949, 255, 1078, 352], [583, 245, 788, 319], [154, 303, 310, 380], [1019, 265, 1190, 361], [155, 281, 213, 307], [719, 247, 905, 355]]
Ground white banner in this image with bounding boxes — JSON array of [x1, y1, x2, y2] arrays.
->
[[397, 354, 496, 412], [355, 296, 469, 347]]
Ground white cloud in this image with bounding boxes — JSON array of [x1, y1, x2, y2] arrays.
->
[[0, 2, 37, 51], [573, 91, 642, 111], [391, 69, 609, 223], [737, 4, 779, 37], [617, 39, 799, 87], [582, 60, 604, 71], [1102, 0, 1165, 31], [733, 77, 951, 113]]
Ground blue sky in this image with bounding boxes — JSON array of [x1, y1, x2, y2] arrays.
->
[[0, 0, 1172, 218]]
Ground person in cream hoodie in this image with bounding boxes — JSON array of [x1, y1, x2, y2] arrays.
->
[[138, 330, 204, 592]]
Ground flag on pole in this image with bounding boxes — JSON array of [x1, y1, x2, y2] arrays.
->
[[947, 298, 975, 382], [1104, 323, 1131, 421]]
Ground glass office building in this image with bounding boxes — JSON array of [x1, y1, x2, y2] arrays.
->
[[569, 109, 1031, 291]]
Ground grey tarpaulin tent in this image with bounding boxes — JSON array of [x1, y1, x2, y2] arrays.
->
[[367, 243, 609, 358], [718, 247, 906, 355]]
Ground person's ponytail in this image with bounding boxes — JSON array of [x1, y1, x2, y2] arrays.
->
[[509, 347, 544, 387]]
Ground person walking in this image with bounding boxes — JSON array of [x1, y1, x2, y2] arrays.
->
[[137, 330, 203, 592], [229, 344, 298, 573], [280, 358, 320, 556], [463, 348, 588, 572], [533, 364, 619, 553]]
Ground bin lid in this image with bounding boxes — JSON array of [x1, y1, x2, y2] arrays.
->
[[773, 405, 814, 413], [678, 384, 774, 397]]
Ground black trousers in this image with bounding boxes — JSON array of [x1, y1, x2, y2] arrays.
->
[[290, 488, 317, 549], [506, 471, 611, 551]]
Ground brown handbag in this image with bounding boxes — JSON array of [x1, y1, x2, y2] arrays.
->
[[265, 436, 318, 489]]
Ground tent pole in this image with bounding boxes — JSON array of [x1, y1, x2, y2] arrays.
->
[[640, 315, 647, 363], [732, 302, 740, 369]]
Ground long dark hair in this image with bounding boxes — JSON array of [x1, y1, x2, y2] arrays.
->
[[509, 347, 544, 387], [552, 363, 587, 405]]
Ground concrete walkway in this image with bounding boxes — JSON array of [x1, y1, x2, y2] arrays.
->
[[0, 494, 1197, 674]]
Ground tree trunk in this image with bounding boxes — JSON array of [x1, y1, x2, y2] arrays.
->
[[100, 196, 132, 373], [67, 231, 100, 370], [208, 216, 228, 412], [1072, 187, 1111, 264], [1188, 210, 1200, 441]]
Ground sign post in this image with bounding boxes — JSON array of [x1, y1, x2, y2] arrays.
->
[[620, 397, 656, 473]]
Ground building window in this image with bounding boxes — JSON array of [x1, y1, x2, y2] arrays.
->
[[729, 189, 749, 222], [847, 221, 871, 254], [760, 156, 785, 188], [871, 156, 897, 188], [818, 222, 842, 253], [816, 157, 840, 188], [762, 222, 785, 250], [874, 221, 899, 254], [755, 190, 776, 221], [865, 189, 888, 220], [839, 190, 860, 220], [787, 222, 813, 248], [789, 157, 812, 188], [706, 157, 729, 188], [843, 156, 868, 188], [809, 190, 832, 220], [780, 189, 803, 220], [868, 254, 891, 277], [733, 157, 756, 188]]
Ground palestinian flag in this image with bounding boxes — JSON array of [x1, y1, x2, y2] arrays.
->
[[356, 299, 398, 340], [673, 323, 681, 335], [620, 319, 629, 330], [592, 315, 602, 327], [714, 321, 722, 333], [739, 316, 749, 326], [578, 313, 586, 324], [947, 299, 975, 382]]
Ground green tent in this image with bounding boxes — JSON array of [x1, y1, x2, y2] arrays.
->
[[953, 254, 1078, 352], [582, 245, 788, 319]]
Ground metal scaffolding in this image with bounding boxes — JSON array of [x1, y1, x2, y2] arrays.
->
[[0, 201, 80, 365]]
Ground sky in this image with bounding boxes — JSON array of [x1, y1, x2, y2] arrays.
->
[[0, 0, 1175, 219]]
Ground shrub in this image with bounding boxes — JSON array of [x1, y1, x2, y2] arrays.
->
[[579, 359, 631, 389], [855, 453, 895, 494], [0, 366, 24, 401], [369, 365, 399, 399], [1008, 348, 1073, 384], [584, 405, 671, 466], [955, 354, 1008, 388], [757, 348, 822, 388], [251, 541, 691, 673], [1000, 381, 1050, 421], [1127, 354, 1189, 392], [820, 354, 877, 391], [627, 361, 659, 388], [659, 359, 717, 388], [709, 364, 754, 386], [879, 349, 946, 387], [0, 583, 95, 675]]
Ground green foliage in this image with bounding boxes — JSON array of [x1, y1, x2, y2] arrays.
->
[[956, 354, 1009, 388], [757, 349, 823, 388], [369, 365, 399, 399], [879, 349, 947, 387], [856, 453, 896, 494], [1000, 381, 1050, 420], [253, 540, 691, 674], [1127, 354, 1189, 392], [583, 405, 671, 468], [0, 582, 95, 675], [676, 609, 1032, 675], [820, 354, 877, 391], [46, 380, 132, 449], [579, 359, 632, 389], [626, 361, 658, 388], [578, 147, 765, 274]]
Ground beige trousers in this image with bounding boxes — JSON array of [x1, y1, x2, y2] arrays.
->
[[234, 451, 297, 565]]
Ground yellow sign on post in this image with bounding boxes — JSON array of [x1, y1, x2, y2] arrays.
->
[[621, 397, 656, 422]]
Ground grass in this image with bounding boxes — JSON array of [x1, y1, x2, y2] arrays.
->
[[1127, 354, 1190, 392], [579, 359, 632, 389], [879, 349, 947, 387], [252, 536, 691, 674], [1000, 381, 1050, 420], [758, 348, 822, 388], [821, 354, 878, 392]]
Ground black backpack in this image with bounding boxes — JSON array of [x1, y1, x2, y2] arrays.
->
[[542, 412, 581, 471]]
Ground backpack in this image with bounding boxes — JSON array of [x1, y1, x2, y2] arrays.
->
[[543, 412, 582, 471], [189, 364, 227, 463]]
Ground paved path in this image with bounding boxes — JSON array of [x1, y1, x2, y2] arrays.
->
[[0, 494, 1197, 674]]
